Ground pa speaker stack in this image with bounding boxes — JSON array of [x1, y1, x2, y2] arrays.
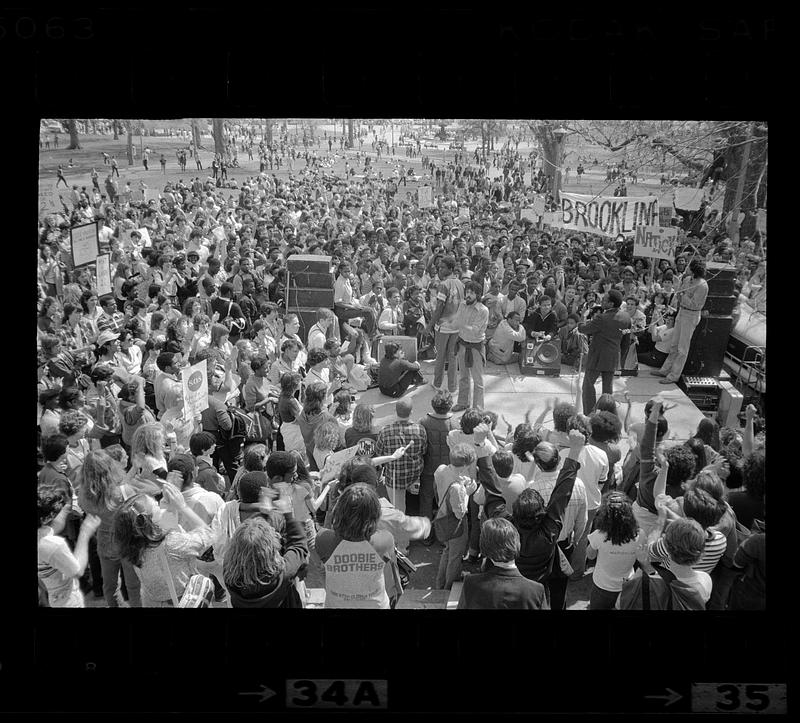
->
[[519, 339, 561, 376], [683, 262, 735, 378], [285, 255, 339, 343]]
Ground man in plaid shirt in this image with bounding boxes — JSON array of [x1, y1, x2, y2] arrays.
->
[[375, 399, 427, 515], [96, 295, 125, 335]]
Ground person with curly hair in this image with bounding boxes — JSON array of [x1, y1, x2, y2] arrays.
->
[[586, 492, 645, 609], [728, 407, 765, 528], [38, 489, 101, 607], [588, 410, 622, 493], [297, 382, 336, 471]]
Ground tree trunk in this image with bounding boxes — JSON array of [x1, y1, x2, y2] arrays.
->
[[347, 119, 354, 147], [112, 120, 119, 140], [126, 121, 134, 164], [212, 118, 226, 156], [191, 119, 202, 150], [722, 124, 768, 240], [66, 119, 81, 150], [265, 118, 273, 145], [532, 125, 559, 194]]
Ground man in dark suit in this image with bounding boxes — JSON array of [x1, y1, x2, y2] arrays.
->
[[457, 518, 549, 610], [578, 289, 631, 413]]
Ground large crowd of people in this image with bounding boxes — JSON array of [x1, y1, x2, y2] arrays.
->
[[37, 121, 766, 609]]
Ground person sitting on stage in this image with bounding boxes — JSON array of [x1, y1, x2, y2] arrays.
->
[[523, 294, 559, 340], [637, 309, 676, 369], [557, 313, 587, 369], [487, 311, 527, 364], [377, 341, 424, 398]]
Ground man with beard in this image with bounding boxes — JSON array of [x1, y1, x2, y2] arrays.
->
[[453, 281, 489, 412]]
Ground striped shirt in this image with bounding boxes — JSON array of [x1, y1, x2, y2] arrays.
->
[[648, 527, 726, 574]]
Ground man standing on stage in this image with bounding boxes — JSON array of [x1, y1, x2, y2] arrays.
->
[[452, 280, 489, 412], [428, 257, 465, 395], [578, 289, 631, 413], [653, 258, 709, 385]]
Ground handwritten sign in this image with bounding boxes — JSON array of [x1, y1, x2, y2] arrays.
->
[[181, 360, 209, 418], [130, 188, 144, 203], [418, 185, 433, 209], [319, 444, 362, 483], [137, 227, 152, 247], [70, 222, 100, 268], [634, 225, 679, 261], [95, 253, 113, 297], [531, 196, 546, 216], [542, 211, 556, 227], [520, 208, 538, 224]]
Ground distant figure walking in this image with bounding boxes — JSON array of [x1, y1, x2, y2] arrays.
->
[[56, 165, 68, 188]]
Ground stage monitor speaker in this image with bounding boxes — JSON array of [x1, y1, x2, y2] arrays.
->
[[286, 287, 334, 309], [705, 262, 737, 296], [682, 314, 733, 378], [519, 339, 561, 376], [287, 254, 333, 276], [703, 294, 737, 316], [374, 335, 418, 363]]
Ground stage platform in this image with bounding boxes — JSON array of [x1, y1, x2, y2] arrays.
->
[[358, 360, 708, 448]]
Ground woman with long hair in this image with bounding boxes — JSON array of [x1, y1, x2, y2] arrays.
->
[[277, 371, 306, 460], [344, 402, 378, 452], [128, 422, 168, 492], [315, 483, 397, 609], [297, 382, 336, 471], [586, 491, 644, 609], [59, 303, 94, 368], [223, 514, 309, 608], [78, 450, 142, 607], [111, 487, 214, 607]]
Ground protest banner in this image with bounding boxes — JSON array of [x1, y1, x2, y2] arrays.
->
[[181, 361, 209, 418], [418, 185, 433, 209], [531, 195, 546, 216], [560, 192, 659, 238], [130, 188, 144, 203], [658, 203, 674, 227], [144, 188, 160, 203], [137, 227, 152, 247], [520, 208, 538, 224], [95, 253, 113, 297], [70, 221, 100, 268], [542, 211, 556, 227], [633, 225, 679, 261]]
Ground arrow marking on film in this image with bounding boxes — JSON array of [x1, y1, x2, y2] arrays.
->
[[238, 684, 276, 703], [644, 688, 683, 706]]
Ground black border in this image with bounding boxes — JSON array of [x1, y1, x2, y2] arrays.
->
[[5, 7, 783, 719]]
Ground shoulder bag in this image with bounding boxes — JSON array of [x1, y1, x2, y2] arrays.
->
[[156, 543, 214, 608], [433, 480, 466, 542]]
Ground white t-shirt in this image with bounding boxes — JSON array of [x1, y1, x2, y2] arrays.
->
[[324, 538, 389, 609], [38, 527, 83, 607], [588, 529, 646, 592], [559, 445, 608, 510]]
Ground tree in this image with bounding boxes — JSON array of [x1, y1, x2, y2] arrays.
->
[[112, 120, 119, 140], [66, 119, 81, 150], [265, 118, 273, 145], [347, 119, 354, 147], [190, 119, 203, 150], [125, 121, 134, 165], [212, 118, 226, 155]]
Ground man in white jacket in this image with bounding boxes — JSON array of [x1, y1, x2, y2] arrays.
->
[[488, 311, 526, 364]]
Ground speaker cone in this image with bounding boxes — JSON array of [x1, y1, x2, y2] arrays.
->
[[536, 342, 559, 364]]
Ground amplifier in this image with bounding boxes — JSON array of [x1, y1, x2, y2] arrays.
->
[[680, 376, 720, 412], [683, 314, 733, 377], [289, 271, 334, 289], [286, 287, 334, 309], [519, 339, 561, 376], [705, 262, 736, 296], [703, 294, 737, 316], [718, 380, 744, 427], [287, 254, 332, 275]]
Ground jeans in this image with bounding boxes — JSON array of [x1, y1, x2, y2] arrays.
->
[[334, 303, 376, 338], [660, 308, 701, 381], [708, 563, 739, 610], [433, 330, 460, 391], [466, 496, 481, 557], [381, 368, 424, 398], [589, 582, 621, 610], [99, 553, 142, 607], [582, 369, 614, 414], [419, 473, 435, 520], [457, 343, 485, 410], [386, 484, 407, 513], [436, 527, 468, 589]]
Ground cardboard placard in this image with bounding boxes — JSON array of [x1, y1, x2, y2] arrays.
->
[[418, 185, 433, 208], [634, 225, 679, 261], [181, 360, 209, 418], [520, 208, 538, 224], [95, 253, 113, 297], [70, 222, 100, 268], [137, 227, 152, 248]]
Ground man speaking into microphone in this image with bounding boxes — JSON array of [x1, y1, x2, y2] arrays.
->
[[578, 289, 631, 413]]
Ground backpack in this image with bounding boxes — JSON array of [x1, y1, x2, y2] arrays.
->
[[433, 479, 466, 542], [619, 565, 706, 611]]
